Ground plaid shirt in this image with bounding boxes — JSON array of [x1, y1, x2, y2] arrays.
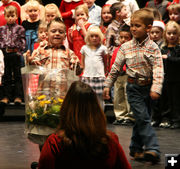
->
[[106, 20, 126, 56], [105, 37, 164, 94], [0, 23, 26, 55]]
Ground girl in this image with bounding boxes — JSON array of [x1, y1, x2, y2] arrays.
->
[[160, 21, 180, 129], [68, 4, 91, 60], [100, 4, 112, 44], [44, 3, 62, 23], [38, 81, 132, 169], [80, 26, 108, 109]]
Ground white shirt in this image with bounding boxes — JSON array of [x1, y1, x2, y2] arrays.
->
[[80, 45, 108, 77]]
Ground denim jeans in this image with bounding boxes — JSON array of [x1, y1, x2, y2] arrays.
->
[[126, 82, 160, 155]]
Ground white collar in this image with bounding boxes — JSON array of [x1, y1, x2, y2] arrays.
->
[[64, 0, 81, 2]]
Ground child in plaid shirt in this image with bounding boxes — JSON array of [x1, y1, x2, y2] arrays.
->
[[104, 9, 164, 164]]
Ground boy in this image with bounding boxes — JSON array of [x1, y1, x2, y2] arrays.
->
[[0, 0, 21, 26], [167, 3, 180, 24], [83, 0, 101, 26], [0, 5, 25, 104], [103, 9, 164, 164], [110, 25, 135, 125], [106, 2, 128, 57]]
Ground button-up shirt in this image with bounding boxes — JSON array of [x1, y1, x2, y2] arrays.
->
[[0, 23, 26, 55], [105, 37, 164, 94]]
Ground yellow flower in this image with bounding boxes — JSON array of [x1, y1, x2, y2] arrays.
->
[[37, 95, 46, 100], [44, 100, 51, 104], [53, 100, 57, 104], [58, 98, 63, 103], [39, 101, 45, 107], [31, 113, 37, 118], [30, 116, 33, 122]]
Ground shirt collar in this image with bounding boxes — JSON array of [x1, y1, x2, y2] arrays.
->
[[89, 4, 96, 11], [112, 19, 124, 28], [132, 36, 150, 47]]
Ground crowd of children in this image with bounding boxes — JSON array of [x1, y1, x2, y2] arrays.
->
[[0, 0, 180, 168]]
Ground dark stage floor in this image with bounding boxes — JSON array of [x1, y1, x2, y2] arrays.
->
[[0, 105, 180, 169]]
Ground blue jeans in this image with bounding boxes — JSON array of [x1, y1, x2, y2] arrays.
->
[[126, 83, 160, 155]]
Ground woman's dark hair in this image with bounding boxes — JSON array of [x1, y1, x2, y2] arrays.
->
[[57, 81, 109, 158]]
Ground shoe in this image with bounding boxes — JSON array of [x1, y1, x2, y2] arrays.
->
[[112, 119, 124, 125], [129, 151, 144, 161], [159, 121, 171, 128], [151, 121, 160, 127], [14, 98, 22, 105], [121, 119, 134, 126], [0, 98, 9, 105], [31, 161, 38, 169], [170, 122, 180, 129], [144, 151, 160, 164]]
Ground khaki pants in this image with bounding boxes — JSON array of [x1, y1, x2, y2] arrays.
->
[[114, 75, 134, 121]]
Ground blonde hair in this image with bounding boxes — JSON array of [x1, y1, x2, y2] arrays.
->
[[85, 26, 104, 46], [167, 3, 180, 13], [4, 5, 17, 16], [144, 7, 162, 20], [38, 21, 47, 33], [25, 0, 40, 11], [163, 21, 180, 46], [45, 3, 62, 18], [131, 8, 154, 26], [75, 4, 89, 19]]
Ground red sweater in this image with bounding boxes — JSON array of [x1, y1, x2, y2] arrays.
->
[[38, 131, 132, 169]]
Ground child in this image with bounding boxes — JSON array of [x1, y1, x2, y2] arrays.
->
[[38, 81, 132, 169], [167, 3, 180, 24], [83, 0, 102, 26], [0, 0, 21, 26], [68, 4, 91, 60], [0, 5, 25, 105], [22, 0, 41, 53], [100, 4, 112, 44], [106, 2, 128, 57], [109, 25, 134, 125], [145, 0, 171, 23], [150, 20, 165, 48], [44, 3, 62, 24], [80, 26, 108, 109], [160, 21, 180, 129], [104, 9, 164, 164]]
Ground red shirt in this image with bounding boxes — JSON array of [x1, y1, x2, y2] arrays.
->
[[0, 1, 21, 26], [38, 131, 132, 169]]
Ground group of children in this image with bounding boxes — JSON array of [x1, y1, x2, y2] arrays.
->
[[0, 0, 179, 167]]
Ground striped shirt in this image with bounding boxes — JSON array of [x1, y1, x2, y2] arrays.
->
[[105, 37, 164, 94]]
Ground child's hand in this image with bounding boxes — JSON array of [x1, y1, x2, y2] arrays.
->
[[103, 87, 110, 100], [77, 19, 85, 28], [150, 91, 160, 100], [162, 55, 167, 59]]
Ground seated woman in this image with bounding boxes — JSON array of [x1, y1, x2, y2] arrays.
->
[[38, 81, 132, 169]]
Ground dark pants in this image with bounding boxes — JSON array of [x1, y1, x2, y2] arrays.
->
[[126, 83, 160, 155], [2, 51, 22, 100]]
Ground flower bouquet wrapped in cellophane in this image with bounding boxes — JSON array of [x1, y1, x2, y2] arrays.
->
[[22, 66, 79, 129]]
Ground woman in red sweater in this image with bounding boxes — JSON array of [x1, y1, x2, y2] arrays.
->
[[38, 81, 131, 169]]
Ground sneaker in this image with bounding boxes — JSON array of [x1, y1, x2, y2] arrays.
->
[[14, 98, 22, 105], [0, 98, 9, 105], [129, 151, 144, 161], [112, 119, 124, 125], [144, 151, 160, 164], [159, 122, 171, 128], [121, 119, 134, 126]]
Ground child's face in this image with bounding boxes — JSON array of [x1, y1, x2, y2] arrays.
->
[[169, 10, 180, 22], [5, 12, 17, 25], [150, 27, 163, 42], [165, 25, 179, 45], [26, 7, 39, 21], [75, 9, 88, 23], [130, 18, 151, 42], [119, 31, 132, 44], [119, 6, 128, 20], [45, 9, 57, 23], [89, 33, 101, 47], [48, 22, 66, 47], [83, 0, 95, 9], [38, 28, 47, 41], [1, 0, 10, 5], [101, 6, 112, 23]]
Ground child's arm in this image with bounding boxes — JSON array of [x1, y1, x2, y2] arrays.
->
[[68, 26, 73, 44], [78, 19, 88, 37], [0, 50, 4, 85], [80, 54, 85, 70]]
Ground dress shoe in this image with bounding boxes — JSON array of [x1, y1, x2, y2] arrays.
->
[[129, 151, 144, 161], [14, 98, 22, 105], [144, 151, 160, 164], [31, 161, 38, 169], [0, 98, 9, 105], [112, 119, 124, 125]]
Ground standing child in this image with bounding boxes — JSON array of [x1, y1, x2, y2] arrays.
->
[[83, 0, 102, 26], [0, 5, 25, 105], [167, 3, 180, 24], [22, 0, 42, 53], [160, 21, 180, 129], [80, 26, 108, 109], [109, 25, 134, 125], [68, 4, 91, 60], [104, 9, 164, 164]]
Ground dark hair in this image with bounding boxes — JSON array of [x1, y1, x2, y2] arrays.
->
[[110, 2, 125, 19], [57, 81, 109, 158], [47, 17, 66, 31], [120, 24, 132, 38]]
